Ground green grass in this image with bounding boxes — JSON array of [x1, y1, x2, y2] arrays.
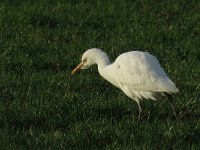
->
[[0, 0, 200, 149]]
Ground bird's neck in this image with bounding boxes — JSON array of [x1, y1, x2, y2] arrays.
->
[[97, 54, 119, 88], [96, 52, 111, 69]]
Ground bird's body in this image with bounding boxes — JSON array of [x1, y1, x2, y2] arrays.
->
[[72, 48, 179, 118]]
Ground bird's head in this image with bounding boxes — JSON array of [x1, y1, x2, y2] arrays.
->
[[71, 48, 103, 74]]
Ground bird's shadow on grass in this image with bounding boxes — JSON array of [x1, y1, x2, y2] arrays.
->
[[91, 103, 200, 122]]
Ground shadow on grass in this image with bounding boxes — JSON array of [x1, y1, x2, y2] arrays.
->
[[29, 14, 74, 28], [91, 105, 133, 121], [2, 95, 200, 131], [5, 113, 47, 129], [90, 103, 200, 122], [3, 108, 200, 132], [1, 62, 71, 73], [0, 86, 14, 103], [32, 62, 69, 71]]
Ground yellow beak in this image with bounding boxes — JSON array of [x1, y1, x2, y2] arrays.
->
[[71, 62, 85, 75]]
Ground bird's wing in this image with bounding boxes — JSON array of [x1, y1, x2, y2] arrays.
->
[[113, 51, 178, 93]]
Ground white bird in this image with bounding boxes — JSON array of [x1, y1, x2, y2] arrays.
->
[[72, 48, 179, 118]]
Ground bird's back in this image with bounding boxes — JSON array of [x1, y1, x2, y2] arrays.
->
[[113, 51, 179, 94]]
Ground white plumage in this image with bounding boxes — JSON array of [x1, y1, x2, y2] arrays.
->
[[72, 48, 179, 118]]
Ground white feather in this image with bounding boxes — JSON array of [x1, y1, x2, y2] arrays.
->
[[73, 48, 179, 116]]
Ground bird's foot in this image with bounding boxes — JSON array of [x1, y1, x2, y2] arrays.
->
[[138, 113, 141, 121], [131, 113, 142, 121]]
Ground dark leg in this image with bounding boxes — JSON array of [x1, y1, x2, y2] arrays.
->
[[164, 93, 177, 118]]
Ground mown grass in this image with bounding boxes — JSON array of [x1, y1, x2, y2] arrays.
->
[[0, 0, 200, 149]]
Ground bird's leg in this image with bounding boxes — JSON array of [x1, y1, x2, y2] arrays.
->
[[169, 99, 177, 118], [164, 93, 177, 118], [137, 102, 142, 120]]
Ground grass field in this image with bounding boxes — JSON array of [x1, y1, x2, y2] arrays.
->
[[0, 0, 200, 149]]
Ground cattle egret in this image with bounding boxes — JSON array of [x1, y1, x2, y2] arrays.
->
[[72, 48, 179, 119]]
